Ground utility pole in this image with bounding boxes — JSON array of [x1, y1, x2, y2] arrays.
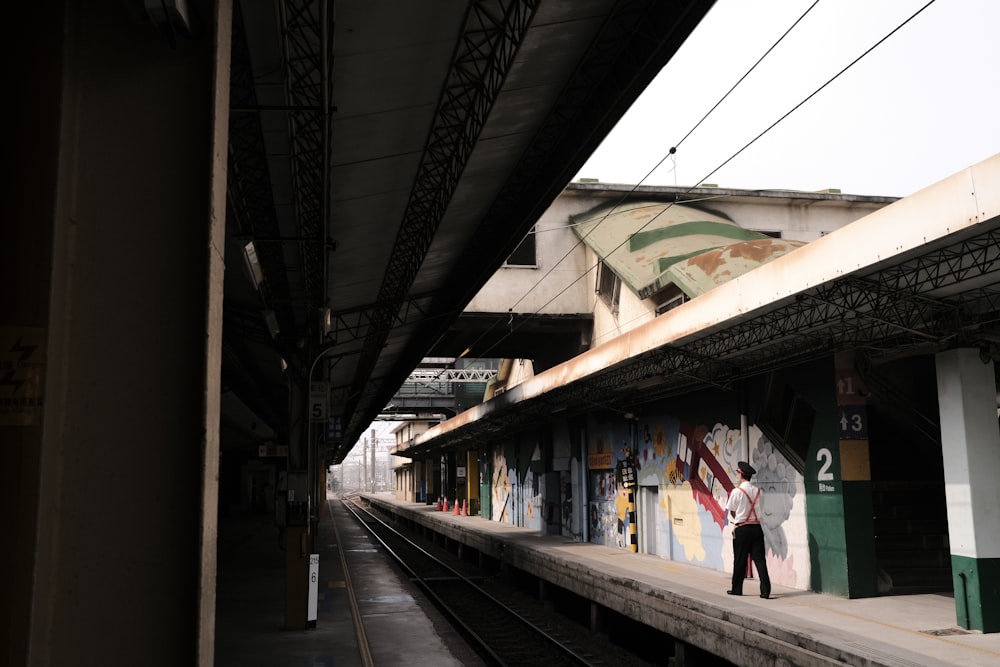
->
[[362, 438, 368, 493], [371, 428, 377, 491]]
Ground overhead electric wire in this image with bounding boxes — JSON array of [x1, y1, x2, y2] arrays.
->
[[467, 0, 937, 362], [695, 0, 937, 195], [453, 1, 821, 360], [457, 0, 822, 359], [513, 0, 820, 312]]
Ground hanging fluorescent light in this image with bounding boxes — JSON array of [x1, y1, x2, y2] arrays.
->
[[319, 307, 332, 338], [263, 309, 280, 338], [142, 0, 193, 35], [243, 240, 264, 291]]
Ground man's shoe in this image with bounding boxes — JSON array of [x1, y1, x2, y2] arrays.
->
[[760, 594, 770, 599], [726, 590, 741, 595]]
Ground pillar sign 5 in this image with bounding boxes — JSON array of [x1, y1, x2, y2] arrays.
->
[[309, 382, 327, 422]]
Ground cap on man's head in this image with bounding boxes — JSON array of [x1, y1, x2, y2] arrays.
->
[[737, 461, 756, 478]]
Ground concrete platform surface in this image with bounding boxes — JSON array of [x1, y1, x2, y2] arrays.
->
[[365, 493, 1000, 667], [214, 495, 484, 667]]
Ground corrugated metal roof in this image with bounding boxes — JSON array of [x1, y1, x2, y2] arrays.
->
[[571, 201, 804, 298]]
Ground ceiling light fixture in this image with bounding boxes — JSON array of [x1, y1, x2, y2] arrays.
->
[[263, 309, 280, 339], [243, 240, 264, 291], [142, 0, 193, 34]]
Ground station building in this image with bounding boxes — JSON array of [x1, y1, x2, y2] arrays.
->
[[390, 162, 1000, 633]]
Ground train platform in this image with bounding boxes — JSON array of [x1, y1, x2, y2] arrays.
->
[[214, 494, 484, 667], [363, 493, 1000, 667]]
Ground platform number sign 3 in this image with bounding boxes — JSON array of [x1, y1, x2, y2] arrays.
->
[[838, 406, 867, 439]]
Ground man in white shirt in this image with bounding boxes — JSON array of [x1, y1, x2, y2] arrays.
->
[[725, 461, 772, 599]]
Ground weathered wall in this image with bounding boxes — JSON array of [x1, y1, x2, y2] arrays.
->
[[582, 402, 810, 590], [485, 390, 812, 590]]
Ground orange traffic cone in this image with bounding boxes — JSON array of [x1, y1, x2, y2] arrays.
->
[[454, 498, 460, 515], [436, 496, 442, 511], [443, 497, 449, 512]]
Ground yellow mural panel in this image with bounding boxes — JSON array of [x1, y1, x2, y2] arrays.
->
[[664, 483, 706, 562], [588, 452, 612, 469], [839, 439, 871, 481]]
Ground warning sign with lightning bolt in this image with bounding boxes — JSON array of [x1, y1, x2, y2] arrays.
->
[[0, 326, 46, 426]]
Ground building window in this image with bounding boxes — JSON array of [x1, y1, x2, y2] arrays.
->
[[505, 226, 536, 267], [596, 260, 621, 314], [654, 286, 686, 315]]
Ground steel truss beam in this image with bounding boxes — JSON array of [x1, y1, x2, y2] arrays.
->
[[421, 221, 1000, 450], [337, 0, 540, 456], [406, 369, 499, 383], [369, 1, 715, 457], [278, 0, 331, 313], [326, 295, 439, 346], [450, 1, 715, 294], [873, 226, 1000, 295], [227, 2, 296, 335]]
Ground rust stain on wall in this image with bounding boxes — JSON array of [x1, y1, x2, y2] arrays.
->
[[686, 240, 794, 277], [688, 248, 726, 274], [727, 239, 789, 262]]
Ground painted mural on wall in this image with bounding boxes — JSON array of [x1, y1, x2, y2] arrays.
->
[[490, 444, 544, 531], [586, 430, 631, 548], [586, 416, 809, 590]]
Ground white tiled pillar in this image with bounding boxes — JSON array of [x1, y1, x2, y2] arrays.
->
[[936, 348, 1000, 632]]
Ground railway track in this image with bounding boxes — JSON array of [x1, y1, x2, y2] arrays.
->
[[341, 495, 655, 667]]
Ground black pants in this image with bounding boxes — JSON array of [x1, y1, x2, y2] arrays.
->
[[731, 523, 771, 597]]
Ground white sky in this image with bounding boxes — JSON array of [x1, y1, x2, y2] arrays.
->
[[576, 0, 1000, 197]]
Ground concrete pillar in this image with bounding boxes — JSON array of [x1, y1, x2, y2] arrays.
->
[[936, 348, 1000, 632], [284, 526, 310, 630], [3, 5, 64, 663], [672, 639, 692, 666], [415, 459, 424, 503], [835, 353, 876, 597], [589, 600, 604, 634], [6, 2, 232, 665], [804, 354, 877, 598]]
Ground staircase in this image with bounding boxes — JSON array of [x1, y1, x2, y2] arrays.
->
[[872, 481, 952, 595]]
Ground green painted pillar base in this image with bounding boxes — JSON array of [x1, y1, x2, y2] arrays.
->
[[951, 555, 1000, 633]]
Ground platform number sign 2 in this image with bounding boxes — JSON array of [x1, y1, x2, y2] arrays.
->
[[817, 448, 834, 482]]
